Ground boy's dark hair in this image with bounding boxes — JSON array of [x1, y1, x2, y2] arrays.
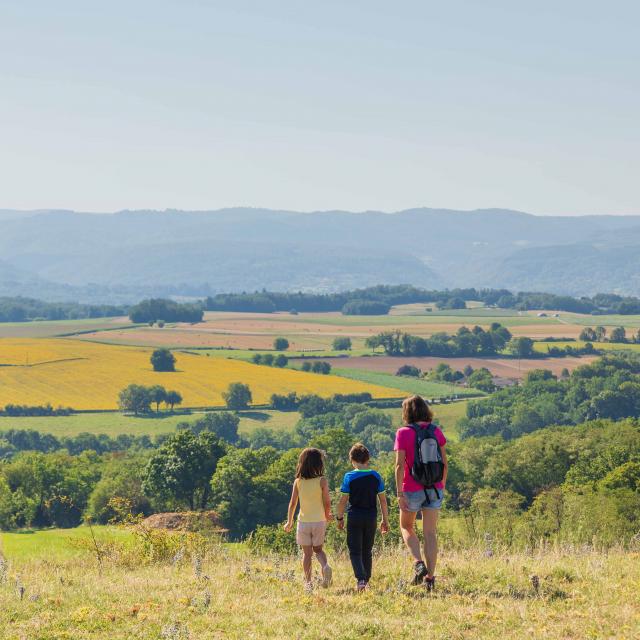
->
[[349, 443, 370, 464], [402, 394, 434, 424], [295, 447, 325, 479]]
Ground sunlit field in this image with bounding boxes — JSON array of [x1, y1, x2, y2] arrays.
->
[[0, 338, 394, 410]]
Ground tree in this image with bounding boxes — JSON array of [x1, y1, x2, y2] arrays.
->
[[149, 385, 167, 413], [332, 337, 352, 351], [311, 361, 331, 374], [609, 327, 627, 343], [467, 368, 495, 393], [595, 326, 607, 341], [396, 365, 421, 377], [273, 337, 289, 351], [184, 412, 240, 444], [86, 454, 152, 523], [165, 390, 183, 411], [143, 431, 226, 510], [118, 384, 151, 415], [508, 337, 534, 358], [209, 447, 283, 537], [580, 327, 597, 342], [274, 354, 288, 368], [150, 348, 176, 372], [222, 382, 252, 410]]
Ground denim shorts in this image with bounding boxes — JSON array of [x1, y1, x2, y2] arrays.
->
[[403, 488, 444, 512]]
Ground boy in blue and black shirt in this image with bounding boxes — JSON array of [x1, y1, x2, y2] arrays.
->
[[336, 443, 389, 591]]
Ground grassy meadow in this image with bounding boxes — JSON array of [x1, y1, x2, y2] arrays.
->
[[332, 368, 483, 398], [0, 409, 302, 438], [0, 532, 637, 639]]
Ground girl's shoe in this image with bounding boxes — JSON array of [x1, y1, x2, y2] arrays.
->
[[412, 560, 428, 585], [425, 576, 435, 592], [321, 564, 333, 588], [356, 580, 368, 593], [304, 581, 313, 594]]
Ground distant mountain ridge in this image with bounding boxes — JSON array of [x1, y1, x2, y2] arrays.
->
[[1, 207, 639, 303]]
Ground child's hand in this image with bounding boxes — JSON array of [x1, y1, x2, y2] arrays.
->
[[380, 519, 389, 535], [326, 512, 334, 522], [283, 520, 293, 533], [337, 519, 344, 531]]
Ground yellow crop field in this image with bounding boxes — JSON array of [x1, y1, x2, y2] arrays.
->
[[0, 339, 394, 410]]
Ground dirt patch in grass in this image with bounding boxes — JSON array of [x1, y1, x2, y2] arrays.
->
[[142, 511, 227, 533]]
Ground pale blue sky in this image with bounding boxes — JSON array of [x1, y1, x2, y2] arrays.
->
[[0, 1, 638, 214]]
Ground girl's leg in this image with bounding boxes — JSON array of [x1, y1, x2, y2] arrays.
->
[[400, 509, 422, 562], [301, 545, 314, 582], [421, 508, 439, 577], [312, 545, 328, 568]]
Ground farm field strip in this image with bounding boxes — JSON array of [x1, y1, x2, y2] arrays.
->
[[0, 338, 395, 410], [327, 354, 597, 379], [534, 340, 640, 353], [331, 367, 483, 398], [0, 317, 130, 339]]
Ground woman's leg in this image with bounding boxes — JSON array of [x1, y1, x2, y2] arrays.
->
[[399, 508, 422, 562], [301, 545, 314, 582], [421, 508, 439, 577]]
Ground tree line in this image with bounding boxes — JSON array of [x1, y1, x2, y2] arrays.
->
[[0, 297, 126, 323], [365, 324, 513, 357], [202, 286, 640, 315], [459, 353, 640, 439]]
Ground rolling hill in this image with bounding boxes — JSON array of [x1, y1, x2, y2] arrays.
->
[[0, 207, 639, 301]]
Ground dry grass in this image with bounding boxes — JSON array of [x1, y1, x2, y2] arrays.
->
[[0, 542, 637, 639]]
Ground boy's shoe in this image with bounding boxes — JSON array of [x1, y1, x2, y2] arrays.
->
[[357, 580, 368, 593], [412, 561, 428, 585], [425, 576, 435, 592], [321, 564, 333, 588], [304, 581, 313, 594]]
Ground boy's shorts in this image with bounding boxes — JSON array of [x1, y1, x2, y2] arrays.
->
[[296, 521, 327, 546], [403, 488, 444, 512]]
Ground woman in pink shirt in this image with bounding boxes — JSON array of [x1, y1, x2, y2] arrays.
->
[[394, 395, 448, 588]]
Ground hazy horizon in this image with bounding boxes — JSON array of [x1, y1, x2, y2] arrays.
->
[[2, 205, 639, 218], [1, 1, 638, 215]]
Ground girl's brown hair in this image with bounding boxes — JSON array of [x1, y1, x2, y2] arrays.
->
[[402, 394, 434, 425], [295, 447, 325, 479]]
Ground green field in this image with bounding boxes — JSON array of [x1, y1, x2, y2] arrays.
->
[[332, 368, 482, 398], [556, 313, 640, 328], [283, 313, 557, 327], [1, 526, 129, 562], [534, 340, 640, 354], [0, 410, 301, 438]]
